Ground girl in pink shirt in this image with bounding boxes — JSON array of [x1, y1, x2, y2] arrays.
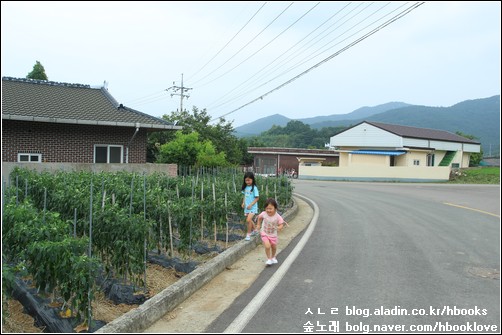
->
[[256, 198, 287, 266]]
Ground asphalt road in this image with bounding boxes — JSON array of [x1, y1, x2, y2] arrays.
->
[[207, 180, 500, 333]]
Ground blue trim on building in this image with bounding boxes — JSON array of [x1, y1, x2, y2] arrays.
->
[[350, 150, 406, 156]]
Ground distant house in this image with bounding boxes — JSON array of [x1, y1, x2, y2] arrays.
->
[[2, 77, 181, 165], [300, 121, 481, 182], [247, 147, 338, 176]]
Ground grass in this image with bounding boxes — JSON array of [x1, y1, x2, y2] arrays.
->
[[448, 166, 500, 184]]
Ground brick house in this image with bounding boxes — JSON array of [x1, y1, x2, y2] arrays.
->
[[2, 77, 181, 164]]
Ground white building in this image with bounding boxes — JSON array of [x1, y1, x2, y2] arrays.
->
[[299, 121, 481, 182]]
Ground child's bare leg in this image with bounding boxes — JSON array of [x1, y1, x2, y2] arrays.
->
[[271, 243, 277, 259], [246, 213, 255, 235], [263, 240, 271, 259]]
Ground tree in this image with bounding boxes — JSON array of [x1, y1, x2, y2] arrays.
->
[[196, 142, 228, 167], [156, 131, 228, 168], [26, 61, 48, 80], [157, 131, 201, 167], [148, 106, 246, 165]]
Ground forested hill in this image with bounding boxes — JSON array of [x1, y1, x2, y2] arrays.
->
[[235, 95, 500, 156], [234, 101, 410, 136], [311, 95, 500, 156]]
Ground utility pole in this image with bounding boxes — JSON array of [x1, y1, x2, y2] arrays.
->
[[168, 74, 192, 112]]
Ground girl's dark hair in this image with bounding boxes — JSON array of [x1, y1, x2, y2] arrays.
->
[[242, 172, 257, 191], [264, 198, 278, 209]]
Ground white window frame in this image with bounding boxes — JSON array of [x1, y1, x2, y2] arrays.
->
[[94, 145, 123, 163], [413, 159, 420, 166], [17, 153, 42, 163]]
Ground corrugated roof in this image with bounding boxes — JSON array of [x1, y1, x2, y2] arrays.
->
[[1, 77, 181, 130], [365, 121, 479, 144]]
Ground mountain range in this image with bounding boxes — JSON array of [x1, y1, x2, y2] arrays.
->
[[234, 96, 500, 156]]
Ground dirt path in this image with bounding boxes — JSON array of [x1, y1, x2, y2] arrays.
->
[[143, 196, 313, 333]]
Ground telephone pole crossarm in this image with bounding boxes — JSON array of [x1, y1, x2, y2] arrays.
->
[[169, 74, 192, 112]]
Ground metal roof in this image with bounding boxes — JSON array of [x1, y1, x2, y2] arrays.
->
[[364, 121, 479, 144]]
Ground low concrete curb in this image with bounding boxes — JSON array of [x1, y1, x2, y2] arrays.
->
[[96, 198, 299, 333]]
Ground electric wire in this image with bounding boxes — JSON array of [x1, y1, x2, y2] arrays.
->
[[207, 2, 368, 110], [123, 90, 169, 105], [186, 2, 294, 87], [123, 3, 267, 108], [185, 2, 267, 84], [205, 2, 352, 109], [209, 2, 425, 123], [193, 2, 321, 89], [126, 2, 358, 110], [224, 1, 396, 104], [207, 2, 380, 111], [209, 2, 402, 112]]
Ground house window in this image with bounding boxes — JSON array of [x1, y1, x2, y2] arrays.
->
[[18, 153, 42, 163], [94, 145, 123, 163], [413, 159, 420, 166]]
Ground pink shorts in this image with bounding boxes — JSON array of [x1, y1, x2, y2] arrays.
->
[[260, 232, 277, 246]]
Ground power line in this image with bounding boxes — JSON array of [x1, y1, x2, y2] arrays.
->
[[237, 2, 396, 97], [123, 90, 169, 105], [206, 2, 366, 110], [208, 2, 406, 113], [195, 2, 321, 89], [207, 2, 382, 112], [122, 3, 269, 110], [187, 2, 294, 87], [125, 2, 341, 112], [185, 2, 267, 84], [209, 2, 425, 123]]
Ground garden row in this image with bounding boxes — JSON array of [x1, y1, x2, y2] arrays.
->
[[2, 167, 293, 331]]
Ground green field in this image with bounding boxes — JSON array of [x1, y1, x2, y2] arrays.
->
[[448, 166, 500, 184]]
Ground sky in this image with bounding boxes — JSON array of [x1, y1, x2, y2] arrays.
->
[[1, 1, 500, 128]]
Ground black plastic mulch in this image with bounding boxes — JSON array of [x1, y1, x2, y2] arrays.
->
[[147, 253, 198, 274], [10, 277, 106, 333]]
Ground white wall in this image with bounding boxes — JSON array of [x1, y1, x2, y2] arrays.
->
[[463, 143, 481, 153], [330, 123, 402, 147], [299, 165, 451, 182]]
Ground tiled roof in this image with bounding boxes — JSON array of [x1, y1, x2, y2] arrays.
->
[[365, 121, 480, 144], [1, 77, 180, 130]]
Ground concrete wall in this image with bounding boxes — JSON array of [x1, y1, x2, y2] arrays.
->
[[298, 165, 451, 182], [2, 162, 178, 181], [461, 152, 470, 167]]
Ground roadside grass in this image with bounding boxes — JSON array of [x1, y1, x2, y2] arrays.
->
[[448, 166, 500, 184]]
